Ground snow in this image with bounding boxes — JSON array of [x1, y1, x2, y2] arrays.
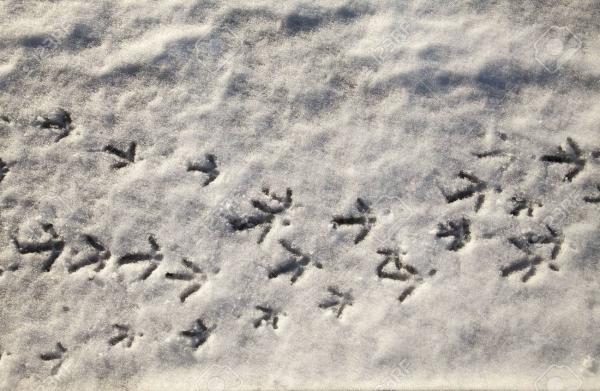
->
[[0, 1, 599, 390]]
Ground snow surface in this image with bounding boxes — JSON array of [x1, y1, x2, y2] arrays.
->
[[1, 0, 600, 390]]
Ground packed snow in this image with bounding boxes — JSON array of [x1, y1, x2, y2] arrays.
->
[[1, 1, 600, 390]]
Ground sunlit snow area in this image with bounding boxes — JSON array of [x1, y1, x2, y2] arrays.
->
[[1, 1, 600, 390]]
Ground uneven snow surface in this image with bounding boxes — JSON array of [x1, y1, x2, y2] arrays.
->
[[1, 1, 600, 390]]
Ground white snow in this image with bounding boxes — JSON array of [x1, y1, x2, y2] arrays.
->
[[1, 1, 599, 390]]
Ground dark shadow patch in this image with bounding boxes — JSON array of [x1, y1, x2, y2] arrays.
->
[[282, 11, 323, 35], [65, 23, 102, 49], [418, 45, 453, 62], [294, 88, 338, 115], [475, 59, 555, 99], [219, 7, 276, 29], [20, 34, 55, 48], [334, 6, 360, 20]]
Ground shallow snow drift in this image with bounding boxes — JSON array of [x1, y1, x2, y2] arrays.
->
[[1, 1, 600, 390]]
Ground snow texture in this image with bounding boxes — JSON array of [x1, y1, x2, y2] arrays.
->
[[1, 0, 600, 390]]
